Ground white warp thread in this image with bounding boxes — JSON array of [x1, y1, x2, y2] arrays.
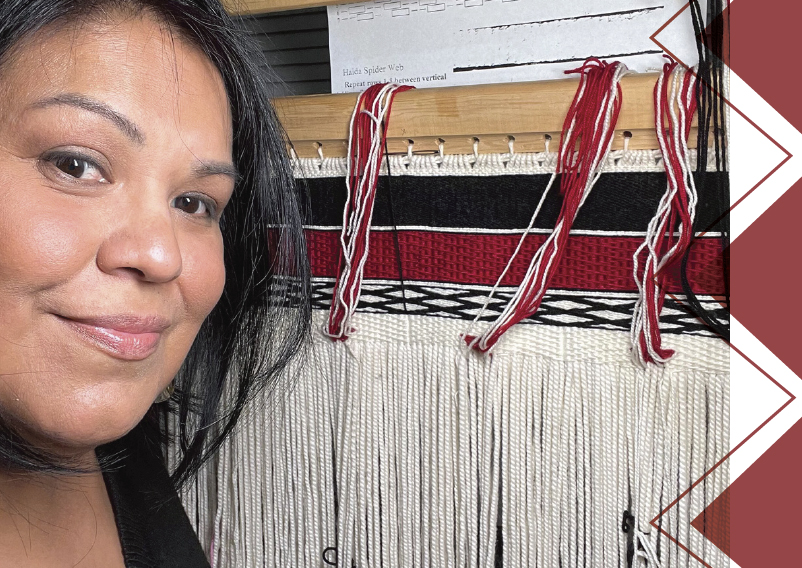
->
[[178, 313, 729, 568]]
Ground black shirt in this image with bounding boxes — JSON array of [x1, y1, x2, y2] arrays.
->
[[98, 425, 211, 568]]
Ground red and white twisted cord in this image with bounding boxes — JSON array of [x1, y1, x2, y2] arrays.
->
[[326, 83, 414, 341], [631, 61, 698, 366]]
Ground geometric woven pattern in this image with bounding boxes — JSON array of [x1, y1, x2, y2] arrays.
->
[[312, 279, 727, 337]]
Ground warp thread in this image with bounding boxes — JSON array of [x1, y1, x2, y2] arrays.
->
[[464, 59, 630, 353], [631, 60, 698, 366], [326, 83, 414, 341]]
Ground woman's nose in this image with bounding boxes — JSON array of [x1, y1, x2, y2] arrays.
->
[[95, 199, 183, 283]]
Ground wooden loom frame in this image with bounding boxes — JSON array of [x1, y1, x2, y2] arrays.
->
[[274, 74, 700, 158]]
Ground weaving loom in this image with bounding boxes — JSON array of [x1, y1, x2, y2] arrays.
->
[[174, 2, 730, 567]]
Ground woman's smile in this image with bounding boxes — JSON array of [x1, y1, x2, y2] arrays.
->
[[55, 313, 170, 361]]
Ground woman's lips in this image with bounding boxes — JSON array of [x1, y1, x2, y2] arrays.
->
[[56, 315, 168, 361]]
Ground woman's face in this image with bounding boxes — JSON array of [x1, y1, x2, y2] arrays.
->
[[0, 14, 234, 455]]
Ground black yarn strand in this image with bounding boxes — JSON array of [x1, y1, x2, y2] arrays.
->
[[682, 0, 730, 342], [382, 124, 409, 314]]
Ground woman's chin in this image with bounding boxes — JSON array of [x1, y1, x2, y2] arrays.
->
[[4, 385, 163, 457]]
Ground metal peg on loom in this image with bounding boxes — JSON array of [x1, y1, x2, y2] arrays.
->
[[538, 133, 552, 168], [501, 135, 515, 168], [312, 141, 325, 171], [471, 136, 480, 167]]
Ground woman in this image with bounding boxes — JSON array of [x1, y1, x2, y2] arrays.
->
[[0, 0, 310, 566]]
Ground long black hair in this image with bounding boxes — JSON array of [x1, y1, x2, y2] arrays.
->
[[0, 0, 311, 487]]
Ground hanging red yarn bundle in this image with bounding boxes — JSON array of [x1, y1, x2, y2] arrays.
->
[[326, 83, 414, 341], [465, 59, 629, 353], [631, 59, 698, 365]]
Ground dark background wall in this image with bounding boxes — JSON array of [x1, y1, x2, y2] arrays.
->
[[240, 7, 332, 97]]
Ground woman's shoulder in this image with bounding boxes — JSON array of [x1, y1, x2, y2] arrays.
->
[[98, 422, 212, 568]]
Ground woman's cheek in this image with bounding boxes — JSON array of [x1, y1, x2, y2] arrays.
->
[[0, 184, 99, 405], [0, 195, 96, 296], [179, 231, 226, 323]]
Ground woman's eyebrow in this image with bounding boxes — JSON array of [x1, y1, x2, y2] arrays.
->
[[29, 93, 145, 145], [193, 161, 239, 182]]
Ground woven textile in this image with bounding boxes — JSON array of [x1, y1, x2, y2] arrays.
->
[[176, 150, 730, 568]]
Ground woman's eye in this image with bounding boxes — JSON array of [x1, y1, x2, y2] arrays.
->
[[173, 195, 214, 218], [50, 155, 106, 182]]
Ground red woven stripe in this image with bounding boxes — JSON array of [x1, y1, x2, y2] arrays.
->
[[306, 229, 726, 294]]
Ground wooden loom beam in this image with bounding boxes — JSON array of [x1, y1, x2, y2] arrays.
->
[[272, 73, 702, 158]]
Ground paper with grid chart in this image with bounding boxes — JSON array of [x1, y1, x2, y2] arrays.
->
[[328, 0, 704, 93]]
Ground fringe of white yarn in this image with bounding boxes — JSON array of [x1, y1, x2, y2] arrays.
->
[[178, 313, 729, 568], [292, 149, 722, 179]]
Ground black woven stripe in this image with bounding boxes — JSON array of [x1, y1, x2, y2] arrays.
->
[[301, 172, 729, 232], [311, 281, 728, 337]]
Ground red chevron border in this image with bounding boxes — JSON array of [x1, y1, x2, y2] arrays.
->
[[649, 2, 802, 566]]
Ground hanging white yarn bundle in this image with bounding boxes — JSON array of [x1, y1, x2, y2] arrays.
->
[[464, 61, 631, 353]]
